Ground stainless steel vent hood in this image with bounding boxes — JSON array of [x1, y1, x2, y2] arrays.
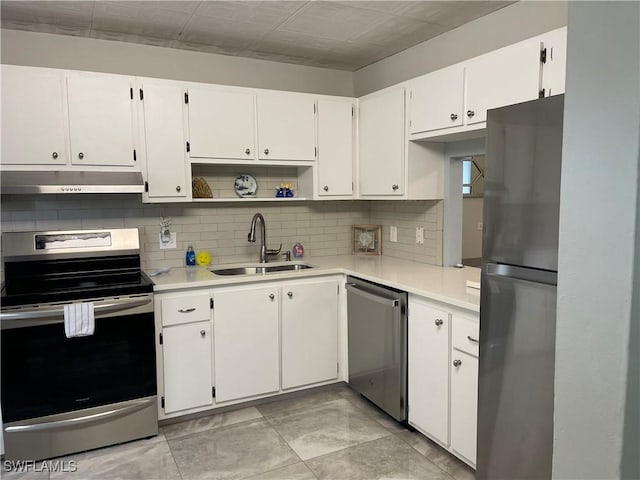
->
[[1, 171, 145, 194]]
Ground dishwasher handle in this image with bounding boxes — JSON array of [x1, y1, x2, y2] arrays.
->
[[346, 283, 399, 308]]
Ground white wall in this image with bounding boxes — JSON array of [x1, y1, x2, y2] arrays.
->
[[553, 2, 640, 478], [462, 197, 483, 260], [0, 29, 354, 96], [353, 1, 568, 96]]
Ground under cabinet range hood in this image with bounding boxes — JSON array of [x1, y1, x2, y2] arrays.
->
[[0, 171, 145, 194]]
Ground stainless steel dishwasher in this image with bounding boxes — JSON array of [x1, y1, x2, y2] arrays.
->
[[346, 276, 408, 422]]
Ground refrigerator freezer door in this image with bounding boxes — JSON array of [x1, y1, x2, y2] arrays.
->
[[482, 95, 564, 271], [477, 263, 557, 480]]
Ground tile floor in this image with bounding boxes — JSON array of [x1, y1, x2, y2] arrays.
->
[[2, 384, 475, 480]]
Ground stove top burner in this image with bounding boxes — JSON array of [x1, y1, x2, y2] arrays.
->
[[1, 254, 153, 308]]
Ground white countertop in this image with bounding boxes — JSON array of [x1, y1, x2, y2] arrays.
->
[[149, 255, 481, 311]]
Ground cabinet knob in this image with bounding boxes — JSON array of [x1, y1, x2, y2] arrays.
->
[[323, 185, 329, 192], [78, 152, 85, 159], [467, 110, 475, 118], [269, 293, 275, 300], [435, 318, 444, 327], [287, 291, 293, 298], [453, 359, 462, 367], [52, 152, 59, 159], [392, 184, 399, 191], [245, 148, 251, 155], [264, 148, 269, 155], [176, 185, 181, 192], [450, 113, 458, 121], [200, 330, 206, 337]]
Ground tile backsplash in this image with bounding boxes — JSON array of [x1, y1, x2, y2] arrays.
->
[[370, 201, 443, 266], [0, 195, 443, 270]]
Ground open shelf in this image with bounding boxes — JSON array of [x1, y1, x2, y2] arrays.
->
[[191, 164, 313, 201]]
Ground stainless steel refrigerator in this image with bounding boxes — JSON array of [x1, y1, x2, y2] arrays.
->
[[477, 94, 564, 480]]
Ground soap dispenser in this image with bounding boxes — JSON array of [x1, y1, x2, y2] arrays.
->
[[185, 245, 196, 266]]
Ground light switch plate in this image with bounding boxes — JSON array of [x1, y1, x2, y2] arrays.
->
[[159, 232, 177, 249], [390, 226, 398, 243], [477, 221, 484, 231], [416, 227, 424, 244]]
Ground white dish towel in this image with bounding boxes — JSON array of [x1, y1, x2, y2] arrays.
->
[[64, 302, 95, 338]]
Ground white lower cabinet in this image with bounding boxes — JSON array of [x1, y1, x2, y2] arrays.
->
[[163, 321, 213, 414], [213, 285, 280, 403], [450, 349, 478, 465], [158, 291, 214, 415], [156, 277, 343, 419], [408, 297, 450, 445], [408, 294, 479, 468], [281, 279, 339, 389], [450, 314, 479, 465]]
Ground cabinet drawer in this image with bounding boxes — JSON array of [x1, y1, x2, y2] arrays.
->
[[162, 293, 211, 326], [452, 315, 479, 356]]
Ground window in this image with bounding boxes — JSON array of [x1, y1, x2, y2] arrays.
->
[[462, 155, 485, 196]]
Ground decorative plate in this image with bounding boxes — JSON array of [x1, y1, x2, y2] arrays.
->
[[234, 174, 257, 198]]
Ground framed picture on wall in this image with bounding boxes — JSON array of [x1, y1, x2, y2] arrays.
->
[[352, 224, 382, 255]]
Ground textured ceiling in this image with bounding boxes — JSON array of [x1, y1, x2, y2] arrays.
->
[[0, 1, 514, 71]]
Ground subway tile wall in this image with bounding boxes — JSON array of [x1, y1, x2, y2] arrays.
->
[[370, 200, 443, 266], [0, 195, 443, 270]]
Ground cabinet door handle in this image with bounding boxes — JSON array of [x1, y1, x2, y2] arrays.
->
[[467, 335, 479, 343], [176, 185, 181, 192], [435, 318, 444, 327], [323, 185, 329, 192], [269, 293, 275, 300], [200, 330, 206, 337], [450, 113, 458, 121], [264, 148, 269, 155], [52, 151, 59, 159], [467, 110, 475, 118], [245, 148, 251, 155], [287, 291, 293, 298], [78, 152, 85, 159], [178, 307, 196, 313], [453, 359, 462, 367], [392, 184, 399, 191]]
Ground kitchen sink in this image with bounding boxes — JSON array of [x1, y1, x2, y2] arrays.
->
[[211, 263, 315, 276]]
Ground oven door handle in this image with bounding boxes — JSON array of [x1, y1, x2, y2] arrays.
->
[[0, 297, 152, 323], [4, 398, 156, 433]]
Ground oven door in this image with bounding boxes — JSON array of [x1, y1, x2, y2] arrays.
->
[[1, 294, 156, 423]]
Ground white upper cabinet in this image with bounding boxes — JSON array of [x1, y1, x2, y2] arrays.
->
[[410, 64, 465, 134], [465, 38, 542, 125], [358, 87, 405, 196], [257, 92, 316, 161], [540, 27, 567, 97], [1, 66, 68, 166], [188, 88, 256, 161], [140, 80, 188, 199], [67, 73, 136, 167], [316, 99, 354, 197]]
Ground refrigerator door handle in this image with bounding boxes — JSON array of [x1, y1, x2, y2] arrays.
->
[[484, 263, 557, 286]]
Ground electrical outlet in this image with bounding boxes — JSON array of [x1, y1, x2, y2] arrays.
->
[[477, 221, 484, 231], [390, 226, 398, 243], [159, 232, 177, 249], [416, 227, 424, 244]]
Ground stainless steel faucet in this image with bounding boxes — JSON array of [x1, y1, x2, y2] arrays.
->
[[248, 213, 267, 263]]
